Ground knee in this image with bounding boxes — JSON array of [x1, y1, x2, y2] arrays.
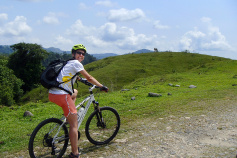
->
[[68, 118, 78, 129], [70, 122, 78, 129]]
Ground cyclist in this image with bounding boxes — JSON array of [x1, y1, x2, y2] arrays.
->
[[48, 44, 108, 158]]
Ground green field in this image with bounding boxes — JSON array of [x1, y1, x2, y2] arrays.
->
[[0, 52, 237, 155]]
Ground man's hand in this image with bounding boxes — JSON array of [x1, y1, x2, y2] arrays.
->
[[100, 85, 109, 92]]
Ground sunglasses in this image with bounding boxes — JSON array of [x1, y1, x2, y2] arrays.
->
[[76, 52, 86, 56]]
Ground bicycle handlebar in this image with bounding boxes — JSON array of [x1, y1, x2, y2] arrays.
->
[[79, 78, 92, 86], [78, 77, 108, 92], [79, 77, 100, 88]]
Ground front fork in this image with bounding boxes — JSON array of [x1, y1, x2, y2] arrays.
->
[[93, 101, 106, 128], [93, 101, 100, 111]]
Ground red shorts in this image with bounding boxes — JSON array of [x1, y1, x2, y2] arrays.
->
[[48, 93, 77, 117]]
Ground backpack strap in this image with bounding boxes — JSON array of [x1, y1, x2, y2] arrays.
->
[[56, 59, 79, 95], [70, 72, 79, 94], [57, 87, 73, 96]]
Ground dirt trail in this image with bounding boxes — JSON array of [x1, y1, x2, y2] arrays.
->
[[80, 99, 237, 158]]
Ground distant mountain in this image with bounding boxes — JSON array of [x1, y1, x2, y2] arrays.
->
[[0, 45, 13, 54], [132, 49, 153, 54], [91, 53, 118, 59], [0, 44, 153, 59], [90, 49, 153, 60], [0, 45, 70, 54], [44, 47, 70, 54]]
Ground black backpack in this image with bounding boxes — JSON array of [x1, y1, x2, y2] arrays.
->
[[40, 59, 78, 95]]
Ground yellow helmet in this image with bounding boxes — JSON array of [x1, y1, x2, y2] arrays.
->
[[71, 44, 87, 54]]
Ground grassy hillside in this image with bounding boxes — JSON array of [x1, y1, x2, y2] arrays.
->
[[85, 52, 226, 84], [1, 52, 237, 155], [70, 52, 233, 95], [21, 51, 232, 103]]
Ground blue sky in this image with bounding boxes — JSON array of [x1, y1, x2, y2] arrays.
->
[[0, 0, 236, 59]]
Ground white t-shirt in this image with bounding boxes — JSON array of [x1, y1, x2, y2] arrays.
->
[[49, 60, 84, 94]]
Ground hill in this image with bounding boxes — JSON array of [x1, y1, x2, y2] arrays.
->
[[20, 51, 236, 103], [0, 45, 14, 54], [132, 49, 153, 54], [1, 51, 237, 156], [83, 52, 232, 91], [90, 48, 153, 60], [91, 53, 118, 59], [44, 47, 68, 53], [0, 45, 71, 54], [0, 45, 153, 59]]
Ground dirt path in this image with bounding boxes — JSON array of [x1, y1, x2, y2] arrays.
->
[[6, 99, 237, 158], [80, 99, 237, 158]]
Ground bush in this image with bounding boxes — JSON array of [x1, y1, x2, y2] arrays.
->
[[0, 58, 23, 106]]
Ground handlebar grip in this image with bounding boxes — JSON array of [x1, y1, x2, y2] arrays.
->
[[85, 81, 93, 86], [79, 78, 93, 86], [79, 78, 103, 88]]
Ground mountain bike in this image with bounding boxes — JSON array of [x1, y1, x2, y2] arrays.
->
[[28, 80, 120, 158]]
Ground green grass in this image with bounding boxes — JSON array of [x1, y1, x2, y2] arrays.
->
[[0, 52, 237, 155], [20, 52, 231, 103]]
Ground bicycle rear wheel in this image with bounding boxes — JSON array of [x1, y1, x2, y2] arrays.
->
[[29, 118, 69, 158], [85, 106, 120, 145]]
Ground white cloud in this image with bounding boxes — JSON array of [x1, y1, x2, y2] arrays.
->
[[97, 22, 158, 50], [43, 12, 59, 25], [95, 0, 117, 7], [100, 23, 132, 41], [107, 8, 145, 22], [64, 20, 158, 53], [54, 35, 73, 47], [202, 25, 231, 51], [0, 13, 8, 22], [66, 19, 97, 36], [153, 20, 170, 29], [201, 17, 211, 23], [0, 16, 32, 36], [98, 23, 157, 50], [79, 3, 90, 10], [117, 33, 157, 50], [179, 17, 232, 52], [85, 36, 108, 48]]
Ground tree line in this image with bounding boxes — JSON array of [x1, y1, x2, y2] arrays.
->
[[0, 42, 96, 106]]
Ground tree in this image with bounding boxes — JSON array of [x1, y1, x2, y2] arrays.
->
[[0, 56, 24, 106], [81, 53, 97, 65], [7, 43, 48, 92]]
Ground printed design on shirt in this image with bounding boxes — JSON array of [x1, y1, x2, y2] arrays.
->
[[62, 73, 74, 83], [61, 73, 74, 90]]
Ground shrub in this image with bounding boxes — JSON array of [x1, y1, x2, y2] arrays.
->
[[0, 58, 23, 106]]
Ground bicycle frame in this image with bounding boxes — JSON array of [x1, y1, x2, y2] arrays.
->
[[52, 85, 99, 145]]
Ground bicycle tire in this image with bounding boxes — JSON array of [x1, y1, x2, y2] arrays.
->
[[28, 118, 69, 158], [85, 106, 120, 145]]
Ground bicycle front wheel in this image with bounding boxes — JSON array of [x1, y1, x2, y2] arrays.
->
[[29, 118, 69, 158], [85, 106, 120, 145]]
